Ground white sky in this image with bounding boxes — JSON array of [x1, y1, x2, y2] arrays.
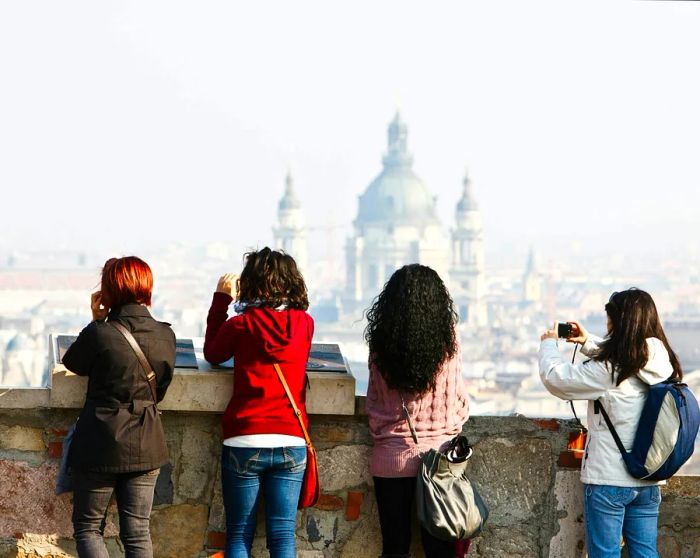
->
[[2, 0, 699, 267]]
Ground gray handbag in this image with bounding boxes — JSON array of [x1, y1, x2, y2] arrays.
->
[[402, 397, 489, 541]]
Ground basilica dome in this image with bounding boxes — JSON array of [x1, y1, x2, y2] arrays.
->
[[356, 113, 439, 226]]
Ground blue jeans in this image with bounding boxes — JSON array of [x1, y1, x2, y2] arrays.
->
[[584, 484, 661, 558], [72, 468, 160, 558], [221, 446, 306, 558]]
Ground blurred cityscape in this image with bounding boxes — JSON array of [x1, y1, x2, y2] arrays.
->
[[2, 113, 699, 473]]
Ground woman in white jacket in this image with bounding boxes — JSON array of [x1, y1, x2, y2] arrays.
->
[[539, 288, 683, 558]]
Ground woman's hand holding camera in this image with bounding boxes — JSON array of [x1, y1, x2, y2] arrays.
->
[[540, 320, 589, 344], [216, 273, 240, 298], [566, 321, 589, 345], [91, 291, 109, 322]]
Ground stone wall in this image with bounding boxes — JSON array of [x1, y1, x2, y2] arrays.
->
[[0, 403, 698, 558]]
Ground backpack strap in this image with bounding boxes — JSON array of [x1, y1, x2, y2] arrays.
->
[[594, 399, 628, 457], [110, 321, 159, 408], [273, 363, 312, 447]]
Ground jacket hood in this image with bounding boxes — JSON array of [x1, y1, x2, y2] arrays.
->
[[639, 337, 674, 385], [242, 306, 313, 361]]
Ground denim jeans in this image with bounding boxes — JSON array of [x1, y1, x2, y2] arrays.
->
[[584, 484, 662, 558], [72, 468, 160, 558], [221, 446, 306, 558]]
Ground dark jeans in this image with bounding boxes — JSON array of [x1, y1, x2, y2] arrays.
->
[[221, 446, 306, 558], [72, 468, 160, 558], [373, 476, 465, 558]]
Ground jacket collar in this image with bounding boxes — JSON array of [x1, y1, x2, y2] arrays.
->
[[108, 304, 152, 320]]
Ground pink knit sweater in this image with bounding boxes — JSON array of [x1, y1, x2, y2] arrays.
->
[[365, 348, 470, 477]]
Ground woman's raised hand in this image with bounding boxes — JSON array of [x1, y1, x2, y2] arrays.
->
[[216, 273, 240, 297], [91, 291, 109, 321], [540, 322, 558, 342], [566, 321, 589, 345]]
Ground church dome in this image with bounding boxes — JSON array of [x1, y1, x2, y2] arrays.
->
[[356, 113, 439, 226]]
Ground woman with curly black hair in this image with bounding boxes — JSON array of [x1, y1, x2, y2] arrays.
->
[[364, 264, 470, 558]]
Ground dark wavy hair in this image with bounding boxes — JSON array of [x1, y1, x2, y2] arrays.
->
[[238, 247, 309, 310], [595, 288, 682, 385], [364, 264, 458, 394]]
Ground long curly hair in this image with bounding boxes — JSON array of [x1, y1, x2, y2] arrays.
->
[[364, 264, 458, 394], [238, 247, 309, 310], [595, 288, 682, 385]]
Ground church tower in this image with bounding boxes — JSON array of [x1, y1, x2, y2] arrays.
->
[[450, 172, 487, 327], [273, 171, 308, 275], [522, 247, 542, 306]]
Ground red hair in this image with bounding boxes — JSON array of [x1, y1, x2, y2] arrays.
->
[[101, 256, 153, 308]]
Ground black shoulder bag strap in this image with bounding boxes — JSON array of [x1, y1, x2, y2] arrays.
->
[[594, 399, 628, 457], [110, 321, 159, 411], [400, 394, 420, 445], [400, 368, 460, 447]]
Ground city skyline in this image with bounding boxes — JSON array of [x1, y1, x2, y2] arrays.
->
[[2, 1, 700, 265], [1, 2, 699, 453]]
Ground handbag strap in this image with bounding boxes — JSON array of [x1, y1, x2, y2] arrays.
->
[[273, 363, 312, 447], [110, 321, 159, 407], [402, 360, 462, 447], [400, 395, 420, 445]]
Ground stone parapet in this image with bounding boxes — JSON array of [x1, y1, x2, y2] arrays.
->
[[2, 336, 356, 416], [46, 366, 356, 415], [0, 396, 698, 557]]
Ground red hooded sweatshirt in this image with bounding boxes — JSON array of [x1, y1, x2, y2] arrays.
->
[[203, 292, 314, 439]]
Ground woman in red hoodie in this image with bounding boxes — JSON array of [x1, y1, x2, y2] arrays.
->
[[204, 248, 314, 558]]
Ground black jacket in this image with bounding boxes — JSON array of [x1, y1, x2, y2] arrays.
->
[[63, 304, 176, 473]]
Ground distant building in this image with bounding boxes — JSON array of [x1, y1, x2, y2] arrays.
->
[[1, 333, 47, 387], [522, 248, 542, 306], [204, 242, 234, 261], [272, 112, 488, 323], [344, 112, 449, 310], [273, 171, 308, 275], [665, 319, 700, 371], [450, 172, 487, 326]]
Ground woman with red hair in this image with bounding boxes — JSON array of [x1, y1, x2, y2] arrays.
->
[[63, 256, 176, 558]]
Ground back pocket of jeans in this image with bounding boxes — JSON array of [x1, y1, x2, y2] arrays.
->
[[649, 485, 662, 505], [282, 447, 307, 473], [225, 447, 261, 475]]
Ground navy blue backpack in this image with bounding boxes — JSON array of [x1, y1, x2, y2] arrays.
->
[[595, 380, 700, 481]]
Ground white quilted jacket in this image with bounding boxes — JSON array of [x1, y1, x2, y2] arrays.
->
[[539, 335, 672, 487]]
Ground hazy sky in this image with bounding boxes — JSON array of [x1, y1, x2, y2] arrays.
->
[[2, 1, 699, 266]]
